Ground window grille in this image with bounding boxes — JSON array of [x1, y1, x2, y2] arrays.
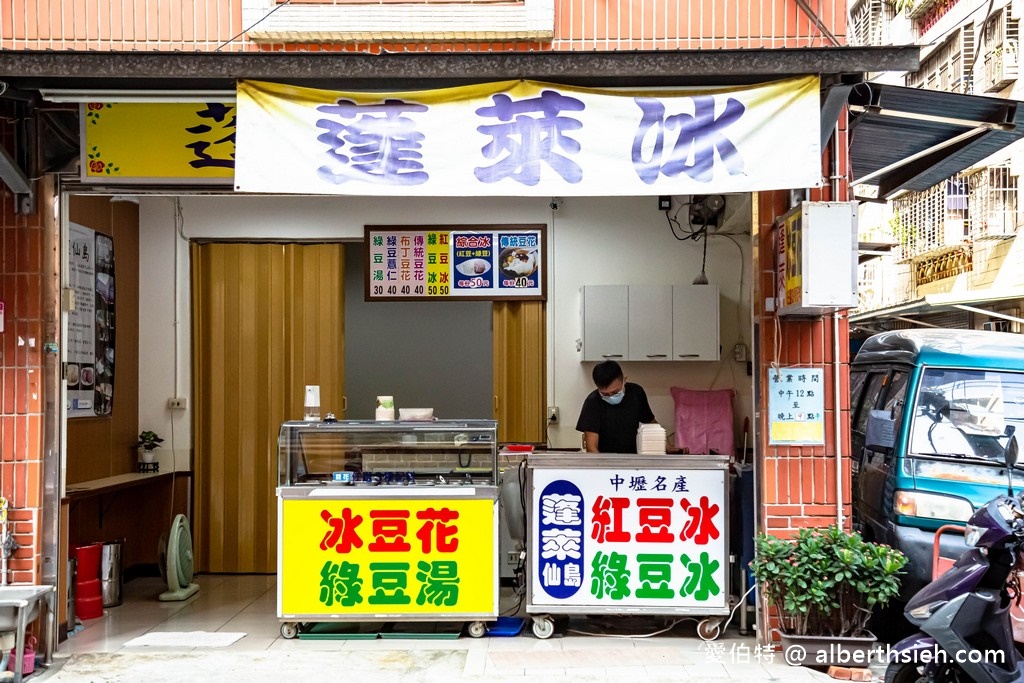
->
[[849, 0, 896, 47], [967, 164, 1022, 239], [906, 26, 974, 94]]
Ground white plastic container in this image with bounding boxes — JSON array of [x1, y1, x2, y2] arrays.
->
[[398, 408, 433, 421]]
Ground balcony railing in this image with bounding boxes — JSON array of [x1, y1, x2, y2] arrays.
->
[[889, 165, 1021, 260], [857, 164, 1022, 312]]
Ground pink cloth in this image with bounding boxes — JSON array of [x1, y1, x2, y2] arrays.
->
[[670, 387, 735, 456]]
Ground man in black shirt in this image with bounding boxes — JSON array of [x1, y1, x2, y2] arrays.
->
[[575, 360, 656, 453]]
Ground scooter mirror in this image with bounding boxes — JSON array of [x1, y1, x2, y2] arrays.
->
[[1004, 426, 1018, 496]]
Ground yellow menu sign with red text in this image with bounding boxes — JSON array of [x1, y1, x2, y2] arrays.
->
[[280, 497, 496, 617]]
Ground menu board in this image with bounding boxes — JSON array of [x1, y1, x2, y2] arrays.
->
[[365, 225, 545, 301]]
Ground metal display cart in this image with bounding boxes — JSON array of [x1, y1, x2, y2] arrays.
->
[[525, 453, 730, 639], [276, 419, 500, 639]]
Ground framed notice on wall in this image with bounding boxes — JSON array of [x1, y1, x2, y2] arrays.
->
[[364, 225, 546, 302], [67, 223, 116, 418], [768, 367, 825, 445]]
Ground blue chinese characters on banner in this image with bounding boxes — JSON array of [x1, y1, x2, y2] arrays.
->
[[537, 479, 585, 599], [632, 95, 746, 184], [474, 90, 585, 187], [315, 98, 429, 186]]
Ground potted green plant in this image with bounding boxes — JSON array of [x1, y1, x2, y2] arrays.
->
[[750, 525, 907, 666], [135, 430, 164, 464]]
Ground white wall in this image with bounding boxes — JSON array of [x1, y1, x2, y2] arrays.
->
[[138, 194, 753, 461]]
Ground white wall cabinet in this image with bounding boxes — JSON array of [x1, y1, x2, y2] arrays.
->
[[582, 284, 719, 361], [672, 284, 720, 360], [581, 285, 629, 361], [628, 285, 673, 360]]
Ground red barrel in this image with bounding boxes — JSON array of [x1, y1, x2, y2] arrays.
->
[[75, 578, 101, 601], [75, 595, 104, 620], [72, 543, 102, 581]]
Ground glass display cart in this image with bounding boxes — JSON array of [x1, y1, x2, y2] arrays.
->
[[276, 419, 500, 639]]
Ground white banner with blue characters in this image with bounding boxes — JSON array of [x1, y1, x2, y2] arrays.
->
[[235, 77, 821, 196]]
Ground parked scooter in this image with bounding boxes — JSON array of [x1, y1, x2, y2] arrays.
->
[[886, 426, 1024, 682]]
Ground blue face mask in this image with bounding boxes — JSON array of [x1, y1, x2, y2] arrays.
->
[[601, 389, 625, 405]]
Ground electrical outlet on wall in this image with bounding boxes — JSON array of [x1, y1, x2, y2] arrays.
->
[[733, 343, 748, 362], [548, 406, 559, 423]]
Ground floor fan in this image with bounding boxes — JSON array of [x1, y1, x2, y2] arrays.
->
[[159, 514, 200, 601]]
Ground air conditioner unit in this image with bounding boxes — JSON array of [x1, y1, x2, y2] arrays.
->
[[982, 311, 1022, 332], [982, 10, 1020, 92]]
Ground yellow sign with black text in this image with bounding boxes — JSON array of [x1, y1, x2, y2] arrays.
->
[[279, 497, 496, 617], [81, 102, 235, 183]]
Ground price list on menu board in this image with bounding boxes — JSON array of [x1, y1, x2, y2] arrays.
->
[[365, 225, 546, 302]]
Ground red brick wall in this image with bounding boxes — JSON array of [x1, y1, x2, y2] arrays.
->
[[0, 106, 45, 585], [755, 121, 853, 539], [0, 0, 847, 52]]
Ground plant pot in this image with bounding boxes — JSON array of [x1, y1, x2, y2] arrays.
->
[[777, 630, 877, 668], [138, 447, 155, 464]]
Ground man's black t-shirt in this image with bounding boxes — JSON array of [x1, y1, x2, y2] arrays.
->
[[575, 382, 655, 453]]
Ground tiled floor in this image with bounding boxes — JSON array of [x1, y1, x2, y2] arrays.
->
[[38, 574, 838, 681]]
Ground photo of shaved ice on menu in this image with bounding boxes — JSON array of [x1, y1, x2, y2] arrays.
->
[[451, 232, 494, 290], [497, 232, 540, 290]]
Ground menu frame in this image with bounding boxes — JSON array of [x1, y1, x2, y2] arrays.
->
[[364, 224, 547, 302]]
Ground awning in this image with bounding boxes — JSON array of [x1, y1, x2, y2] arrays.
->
[[848, 83, 1024, 201], [850, 287, 1024, 323]]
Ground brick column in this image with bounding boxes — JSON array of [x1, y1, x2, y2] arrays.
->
[[0, 109, 46, 584], [753, 125, 854, 543]]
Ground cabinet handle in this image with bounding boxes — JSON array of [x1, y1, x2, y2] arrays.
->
[[342, 396, 348, 413], [677, 354, 699, 358], [646, 354, 667, 358], [602, 354, 623, 358]]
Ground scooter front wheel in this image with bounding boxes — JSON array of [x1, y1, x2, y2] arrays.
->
[[884, 661, 969, 683]]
